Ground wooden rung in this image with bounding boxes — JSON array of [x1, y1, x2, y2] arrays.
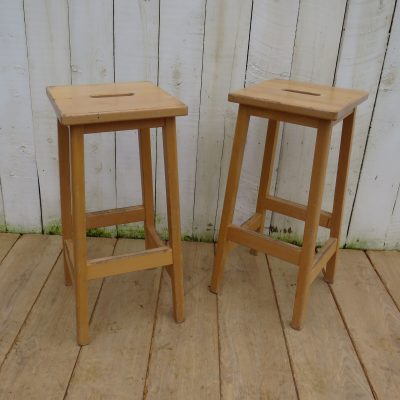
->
[[146, 225, 165, 248], [86, 205, 145, 229], [87, 246, 173, 280], [261, 195, 332, 228], [227, 225, 301, 265], [309, 238, 337, 282], [64, 239, 75, 286], [227, 213, 263, 252]]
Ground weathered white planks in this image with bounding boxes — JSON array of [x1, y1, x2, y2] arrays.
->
[[24, 0, 71, 232], [0, 0, 399, 248], [272, 0, 347, 244], [217, 0, 300, 236], [114, 0, 159, 237], [68, 0, 116, 222], [347, 3, 400, 249], [0, 0, 42, 232], [333, 0, 397, 246], [192, 0, 253, 241], [156, 0, 207, 236]]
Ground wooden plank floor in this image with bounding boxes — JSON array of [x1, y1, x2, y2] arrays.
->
[[0, 234, 398, 399]]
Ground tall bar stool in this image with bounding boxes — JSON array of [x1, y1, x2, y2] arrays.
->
[[210, 79, 367, 329], [47, 82, 187, 344]]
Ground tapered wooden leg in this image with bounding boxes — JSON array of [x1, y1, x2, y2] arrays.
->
[[163, 118, 184, 322], [210, 105, 250, 293], [71, 125, 89, 345], [291, 121, 332, 330], [325, 111, 355, 284], [138, 128, 156, 249], [58, 121, 72, 286], [250, 119, 280, 255]]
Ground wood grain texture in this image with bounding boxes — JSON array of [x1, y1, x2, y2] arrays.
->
[[0, 233, 19, 263], [68, 0, 116, 225], [268, 254, 374, 399], [145, 242, 219, 399], [331, 250, 400, 399], [0, 235, 62, 365], [24, 0, 71, 231], [0, 237, 116, 399], [192, 0, 253, 241], [0, 0, 42, 232], [114, 0, 159, 237], [218, 0, 299, 233], [347, 3, 400, 249], [333, 0, 397, 246], [367, 250, 400, 310], [156, 0, 206, 236], [66, 239, 160, 399], [218, 247, 297, 399], [272, 0, 347, 243]]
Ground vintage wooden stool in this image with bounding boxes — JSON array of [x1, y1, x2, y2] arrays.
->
[[47, 82, 187, 344], [210, 79, 367, 329]]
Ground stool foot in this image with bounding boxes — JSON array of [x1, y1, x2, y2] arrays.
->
[[324, 256, 336, 284], [249, 249, 258, 256], [290, 320, 303, 331]]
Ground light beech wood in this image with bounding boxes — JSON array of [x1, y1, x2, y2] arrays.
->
[[86, 205, 145, 229], [70, 125, 89, 345], [325, 111, 356, 283], [87, 247, 173, 280], [212, 79, 367, 330], [50, 82, 187, 344], [47, 82, 187, 125], [251, 119, 279, 255], [211, 105, 250, 293], [138, 127, 156, 249], [163, 117, 185, 322], [58, 121, 72, 286], [229, 79, 367, 120], [262, 195, 332, 228]]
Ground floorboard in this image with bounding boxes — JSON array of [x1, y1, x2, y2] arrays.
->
[[0, 233, 19, 262], [0, 234, 61, 367], [331, 250, 400, 400], [367, 250, 400, 310], [145, 242, 220, 400], [268, 254, 374, 399], [0, 237, 116, 399], [65, 239, 161, 400], [218, 247, 297, 399]]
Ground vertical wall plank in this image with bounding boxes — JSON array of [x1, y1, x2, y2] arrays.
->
[[114, 0, 159, 237], [68, 0, 116, 223], [0, 0, 42, 232], [224, 0, 299, 234], [24, 0, 71, 233], [332, 0, 396, 246], [192, 0, 253, 241], [156, 0, 207, 237], [347, 3, 400, 249], [272, 0, 347, 244], [0, 183, 5, 230]]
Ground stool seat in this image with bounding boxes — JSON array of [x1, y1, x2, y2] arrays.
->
[[228, 79, 367, 120], [47, 81, 188, 125]]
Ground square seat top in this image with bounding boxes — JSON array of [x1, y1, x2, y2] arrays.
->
[[228, 79, 368, 121], [47, 81, 188, 125]]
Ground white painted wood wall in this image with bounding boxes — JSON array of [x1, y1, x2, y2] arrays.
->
[[0, 0, 399, 249]]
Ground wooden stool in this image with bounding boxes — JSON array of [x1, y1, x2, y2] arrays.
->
[[210, 79, 367, 329], [47, 82, 187, 345]]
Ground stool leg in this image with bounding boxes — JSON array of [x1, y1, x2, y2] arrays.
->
[[71, 126, 89, 345], [163, 118, 184, 322], [210, 105, 250, 293], [138, 128, 156, 249], [58, 121, 72, 286], [291, 121, 332, 330], [250, 119, 279, 255], [325, 111, 355, 284]]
